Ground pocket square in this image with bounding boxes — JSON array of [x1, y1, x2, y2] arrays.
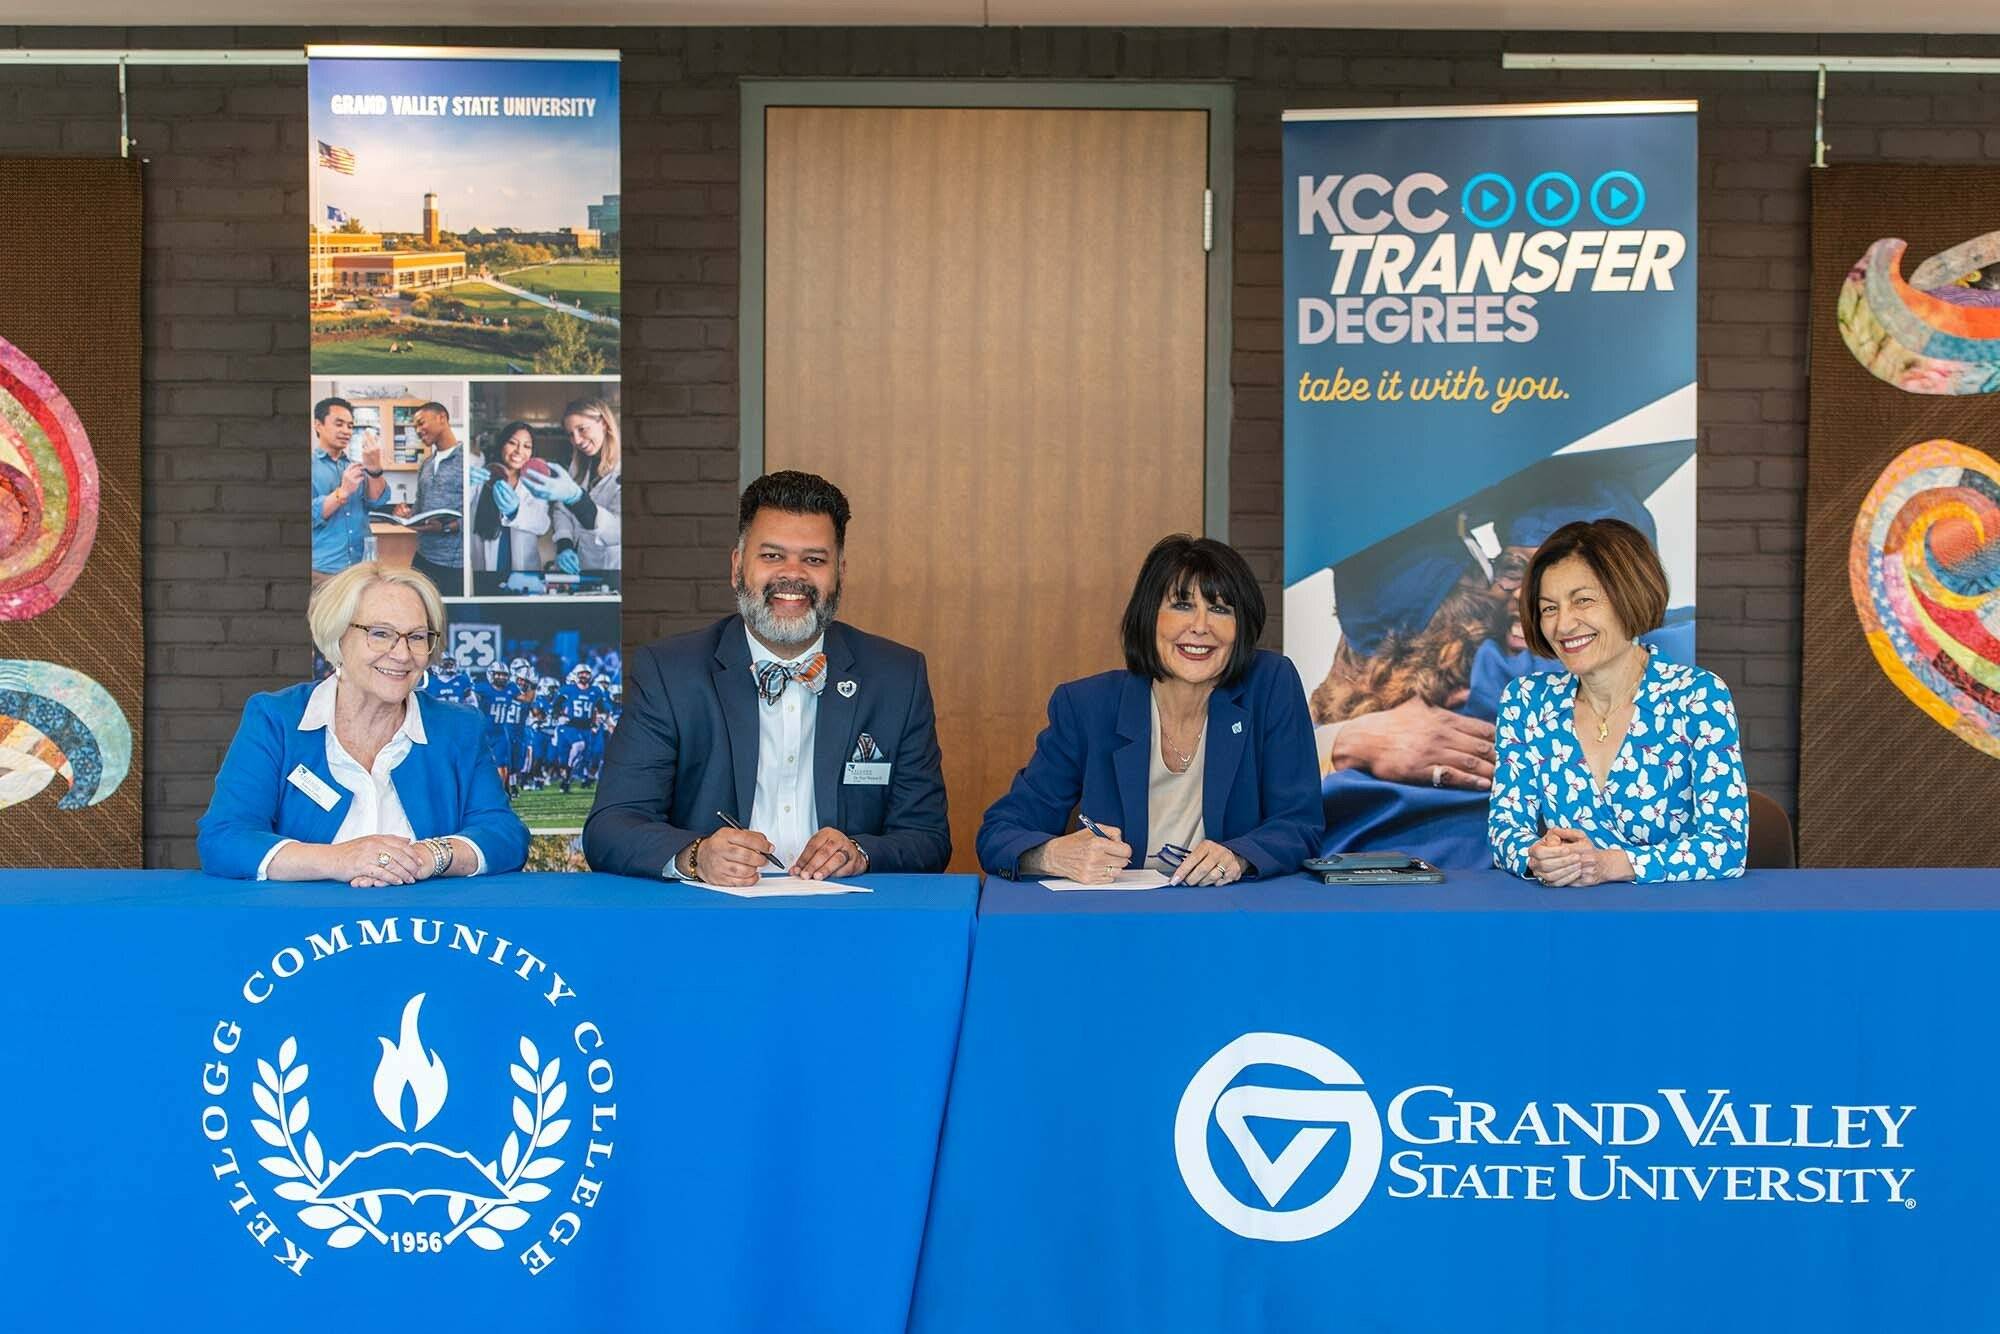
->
[[851, 733, 881, 762]]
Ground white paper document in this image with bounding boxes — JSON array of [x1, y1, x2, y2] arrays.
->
[[1038, 869, 1172, 892], [685, 875, 873, 898]]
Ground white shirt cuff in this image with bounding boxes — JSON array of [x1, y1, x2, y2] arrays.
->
[[455, 837, 488, 876], [256, 839, 296, 882]]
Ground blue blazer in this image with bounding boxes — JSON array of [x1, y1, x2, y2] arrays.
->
[[582, 615, 951, 878], [978, 650, 1324, 879], [197, 682, 531, 879]]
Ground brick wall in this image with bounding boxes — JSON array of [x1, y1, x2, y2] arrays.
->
[[4, 24, 1996, 865]]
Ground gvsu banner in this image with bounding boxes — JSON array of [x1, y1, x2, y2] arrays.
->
[[1281, 103, 1699, 868], [307, 47, 624, 870]]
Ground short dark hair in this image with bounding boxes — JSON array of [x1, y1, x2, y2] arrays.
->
[[313, 396, 354, 424], [1120, 535, 1266, 689], [415, 400, 449, 421], [737, 470, 851, 549], [1519, 518, 1669, 659]]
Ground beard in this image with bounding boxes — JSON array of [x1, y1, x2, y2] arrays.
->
[[735, 571, 840, 648]]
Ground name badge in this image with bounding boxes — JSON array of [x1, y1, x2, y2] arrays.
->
[[843, 761, 892, 787], [288, 764, 341, 812]]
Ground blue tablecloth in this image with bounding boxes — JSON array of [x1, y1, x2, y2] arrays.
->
[[0, 871, 975, 1334], [910, 868, 2000, 1333]]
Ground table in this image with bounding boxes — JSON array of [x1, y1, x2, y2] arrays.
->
[[909, 869, 2000, 1333], [0, 871, 975, 1334]]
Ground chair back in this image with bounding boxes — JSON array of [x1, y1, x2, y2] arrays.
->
[[1746, 788, 1796, 869]]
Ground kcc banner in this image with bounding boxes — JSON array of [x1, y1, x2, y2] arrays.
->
[[1280, 102, 1699, 868]]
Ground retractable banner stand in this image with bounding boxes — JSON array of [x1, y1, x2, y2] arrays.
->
[[1281, 102, 1699, 869], [307, 47, 623, 871]]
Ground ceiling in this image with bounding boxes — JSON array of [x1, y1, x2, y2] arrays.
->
[[7, 1, 1996, 35]]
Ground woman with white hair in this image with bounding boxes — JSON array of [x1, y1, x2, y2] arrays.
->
[[198, 562, 529, 883]]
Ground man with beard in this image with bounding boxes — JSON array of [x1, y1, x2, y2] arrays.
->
[[583, 471, 950, 883]]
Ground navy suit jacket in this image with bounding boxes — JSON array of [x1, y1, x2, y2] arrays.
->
[[197, 682, 530, 879], [583, 615, 951, 877], [977, 649, 1324, 879]]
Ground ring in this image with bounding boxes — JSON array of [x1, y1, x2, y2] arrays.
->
[[1431, 765, 1444, 787], [376, 852, 391, 867]]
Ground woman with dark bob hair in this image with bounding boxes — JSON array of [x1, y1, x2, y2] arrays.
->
[[1488, 518, 1748, 885], [977, 535, 1323, 885]]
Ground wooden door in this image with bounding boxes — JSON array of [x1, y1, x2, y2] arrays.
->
[[763, 105, 1210, 871]]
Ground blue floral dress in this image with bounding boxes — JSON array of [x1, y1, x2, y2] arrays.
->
[[1488, 651, 1748, 881]]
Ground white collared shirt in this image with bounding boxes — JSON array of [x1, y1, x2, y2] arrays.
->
[[257, 675, 484, 879], [662, 627, 826, 879], [747, 626, 823, 869]]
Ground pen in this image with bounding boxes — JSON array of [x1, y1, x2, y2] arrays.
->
[[715, 811, 787, 871], [1078, 814, 1115, 841]]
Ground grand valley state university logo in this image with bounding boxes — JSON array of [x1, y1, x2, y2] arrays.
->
[[197, 917, 621, 1277], [1174, 1033, 1384, 1242], [1176, 1032, 1920, 1243]]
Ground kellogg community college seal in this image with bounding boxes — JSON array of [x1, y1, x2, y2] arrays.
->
[[197, 916, 619, 1277]]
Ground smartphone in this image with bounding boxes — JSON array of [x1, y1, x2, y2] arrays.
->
[[1304, 852, 1424, 872], [1303, 852, 1446, 885]]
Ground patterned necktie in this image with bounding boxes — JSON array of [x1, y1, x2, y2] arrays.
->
[[753, 653, 829, 706]]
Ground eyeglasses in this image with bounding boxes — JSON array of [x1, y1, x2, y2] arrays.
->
[[1155, 842, 1194, 870], [351, 624, 439, 655]]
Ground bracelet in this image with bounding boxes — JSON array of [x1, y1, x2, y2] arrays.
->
[[364, 467, 385, 477], [424, 837, 454, 877], [678, 836, 704, 879], [850, 838, 870, 872]]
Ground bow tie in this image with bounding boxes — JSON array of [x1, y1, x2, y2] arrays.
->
[[753, 653, 829, 706]]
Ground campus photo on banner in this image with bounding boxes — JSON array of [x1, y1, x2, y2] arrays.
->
[[0, 158, 142, 866], [1281, 102, 1698, 869], [1801, 165, 2000, 866], [308, 47, 622, 870]]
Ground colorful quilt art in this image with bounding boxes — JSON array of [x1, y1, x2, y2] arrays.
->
[[0, 337, 129, 810], [1804, 168, 2000, 865], [0, 156, 143, 864], [1851, 440, 2000, 760], [1838, 230, 2000, 396]]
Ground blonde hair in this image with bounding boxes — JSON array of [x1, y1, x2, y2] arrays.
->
[[308, 562, 446, 669], [560, 397, 621, 488]]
